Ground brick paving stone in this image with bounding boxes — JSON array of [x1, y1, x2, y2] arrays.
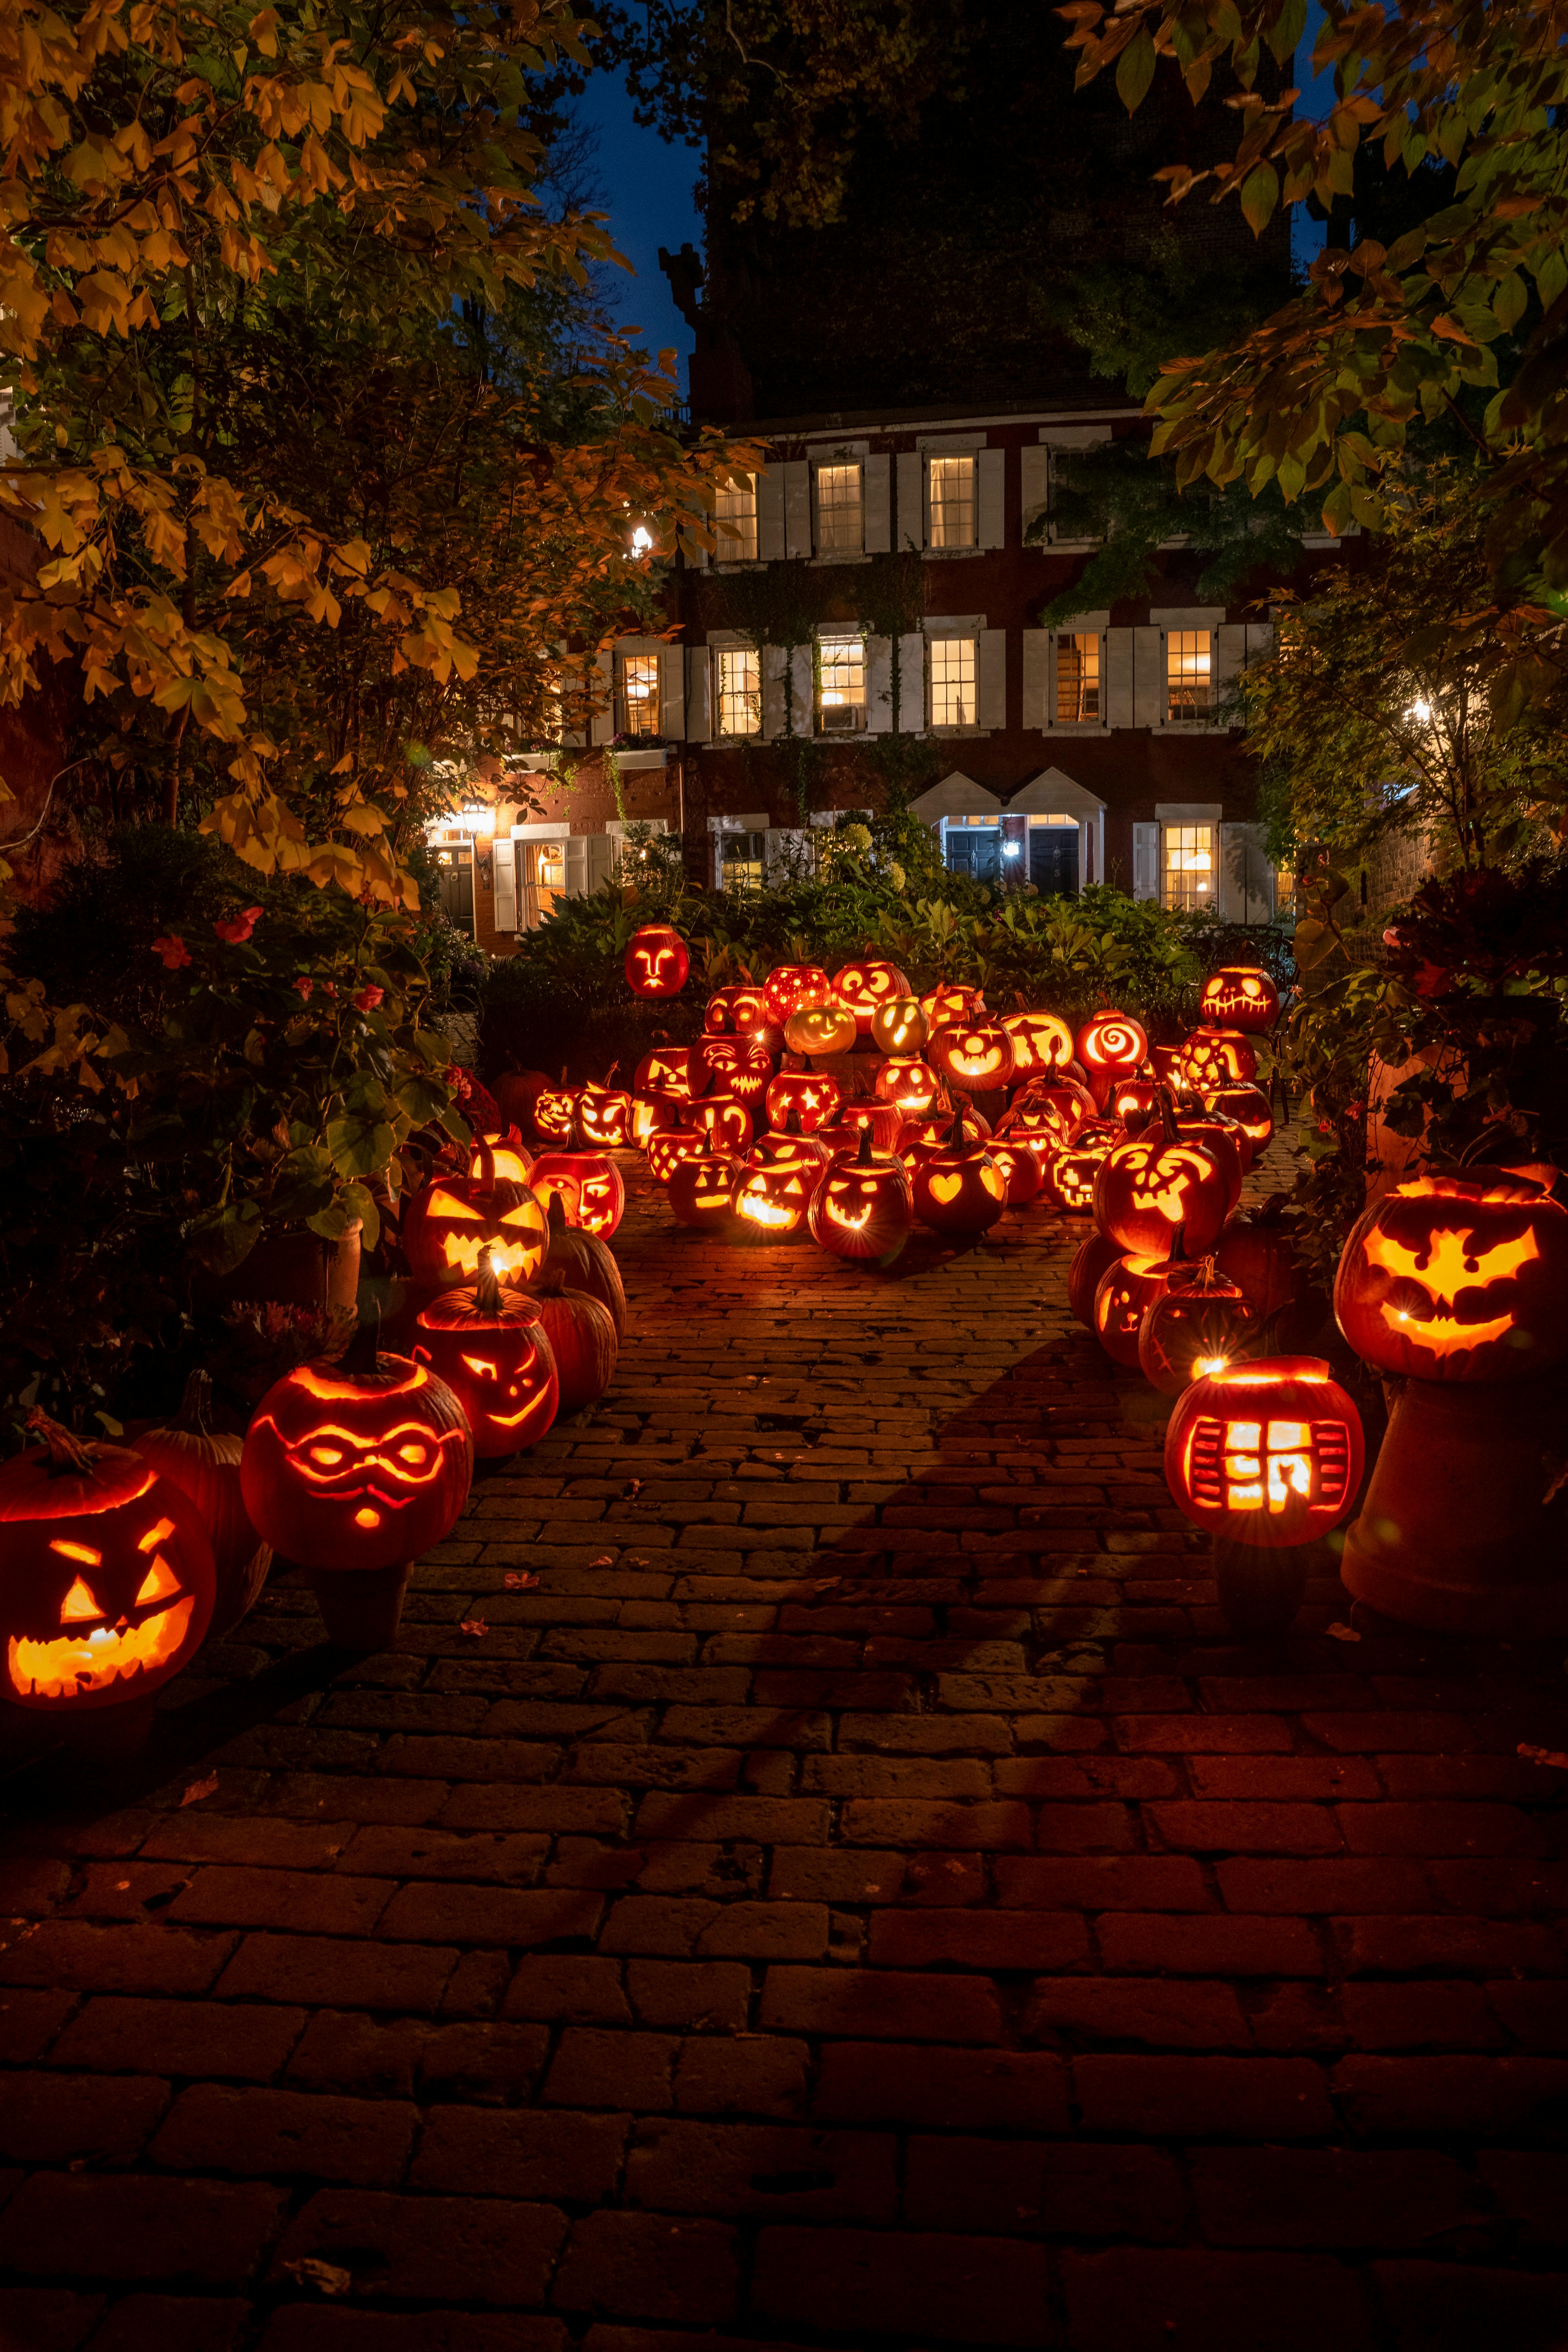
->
[[3, 1145, 1566, 2344]]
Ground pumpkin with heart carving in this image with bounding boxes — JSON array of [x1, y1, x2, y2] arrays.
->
[[1334, 1174, 1568, 1382], [911, 1107, 1007, 1236], [809, 1126, 914, 1261], [1180, 1026, 1258, 1089]]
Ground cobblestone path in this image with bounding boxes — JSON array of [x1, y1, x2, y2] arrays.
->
[[3, 1147, 1568, 2352]]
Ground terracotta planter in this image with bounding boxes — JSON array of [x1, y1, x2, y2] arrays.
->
[[222, 1220, 362, 1311], [1340, 1374, 1568, 1634], [306, 1561, 412, 1651]]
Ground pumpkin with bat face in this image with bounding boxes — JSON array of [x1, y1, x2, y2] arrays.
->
[[634, 1045, 710, 1105], [870, 995, 929, 1057], [241, 1330, 473, 1574], [1076, 1010, 1149, 1076], [1200, 964, 1279, 1034], [0, 1414, 217, 1710], [784, 1002, 858, 1059], [575, 1074, 634, 1148], [1093, 1100, 1231, 1257], [647, 1127, 710, 1185], [699, 1029, 775, 1106], [1165, 1355, 1363, 1548], [763, 962, 833, 1027], [810, 1126, 914, 1261], [403, 1148, 548, 1289], [1138, 1259, 1259, 1397], [928, 1020, 1017, 1097], [684, 1092, 754, 1155], [833, 959, 911, 1036], [1180, 1026, 1258, 1090], [1068, 1231, 1125, 1328], [527, 1137, 626, 1238], [1095, 1252, 1183, 1369], [911, 1107, 1008, 1237], [1334, 1175, 1568, 1382], [624, 923, 691, 998], [731, 1139, 820, 1239], [669, 1136, 741, 1230], [874, 1058, 942, 1118], [1204, 1081, 1274, 1149], [1001, 1010, 1076, 1079], [921, 982, 983, 1030], [414, 1257, 559, 1456], [532, 1074, 578, 1144], [766, 1068, 843, 1134], [1041, 1121, 1121, 1213]]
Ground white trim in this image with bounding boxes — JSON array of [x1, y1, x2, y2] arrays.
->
[[924, 612, 986, 634], [1149, 607, 1225, 627], [917, 430, 989, 451], [708, 811, 769, 833], [908, 772, 1002, 822], [1011, 769, 1106, 819], [1155, 801, 1223, 822]]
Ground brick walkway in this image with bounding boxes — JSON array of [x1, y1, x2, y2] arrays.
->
[[3, 1147, 1568, 2352]]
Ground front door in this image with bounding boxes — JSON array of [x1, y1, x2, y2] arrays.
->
[[1029, 826, 1079, 898], [434, 844, 474, 933]]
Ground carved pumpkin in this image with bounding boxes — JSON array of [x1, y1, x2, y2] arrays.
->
[[763, 962, 833, 1027], [403, 1147, 548, 1290], [685, 1093, 753, 1155], [987, 1139, 1045, 1208], [634, 1045, 710, 1105], [1076, 1011, 1149, 1075], [1171, 1105, 1249, 1198], [1095, 1251, 1183, 1370], [491, 1069, 551, 1131], [1165, 1356, 1364, 1548], [699, 1030, 775, 1106], [132, 1371, 270, 1637], [870, 995, 929, 1057], [1068, 1231, 1124, 1328], [874, 1058, 942, 1118], [531, 1271, 619, 1411], [1138, 1259, 1259, 1396], [469, 1130, 534, 1183], [731, 1141, 819, 1239], [1041, 1121, 1120, 1214], [928, 1020, 1017, 1097], [533, 1073, 578, 1144], [1217, 1196, 1306, 1323], [921, 983, 983, 1030], [541, 1193, 626, 1336], [766, 1068, 843, 1134], [809, 1126, 914, 1261], [414, 1257, 559, 1456], [1333, 1174, 1568, 1383], [704, 987, 742, 1035], [1001, 1010, 1076, 1079], [631, 1093, 681, 1150], [648, 1127, 710, 1185], [1108, 1076, 1162, 1132], [1180, 1026, 1259, 1089], [1001, 1081, 1095, 1149], [899, 1104, 992, 1174], [241, 1327, 473, 1575], [669, 1136, 741, 1231], [1204, 1080, 1273, 1149], [625, 923, 690, 999], [825, 1100, 905, 1154], [1200, 964, 1280, 1034], [1093, 1100, 1231, 1257], [728, 982, 776, 1037], [527, 1136, 627, 1238], [911, 1106, 1008, 1237], [576, 1072, 634, 1148], [833, 959, 911, 1036], [784, 1002, 858, 1059], [1, 1412, 217, 1710]]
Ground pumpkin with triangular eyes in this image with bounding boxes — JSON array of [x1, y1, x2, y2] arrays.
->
[[683, 1093, 754, 1155], [731, 1140, 819, 1239], [0, 1414, 217, 1711], [624, 923, 691, 998], [766, 1068, 843, 1134], [764, 963, 833, 1027], [669, 1136, 741, 1232], [1000, 1081, 1095, 1150], [1171, 1105, 1248, 1198], [810, 1127, 914, 1261], [1180, 1026, 1258, 1089], [784, 1002, 858, 1059], [1200, 964, 1279, 1034], [898, 1103, 992, 1175], [1076, 1010, 1148, 1075], [415, 1258, 559, 1456], [833, 959, 911, 1036], [528, 1138, 627, 1238], [928, 1020, 1017, 1097], [921, 982, 983, 1030], [870, 995, 928, 1057], [699, 1030, 775, 1106], [402, 1147, 549, 1288], [576, 1074, 634, 1148], [911, 1107, 1008, 1236], [1002, 1010, 1076, 1079], [634, 1045, 710, 1104], [1333, 1174, 1568, 1383], [1093, 1111, 1230, 1257]]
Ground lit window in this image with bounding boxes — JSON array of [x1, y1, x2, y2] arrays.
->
[[716, 647, 761, 737], [1056, 632, 1100, 723], [1166, 630, 1212, 723], [928, 454, 977, 549], [929, 634, 977, 729], [620, 653, 660, 738], [716, 830, 767, 889], [1163, 823, 1215, 912], [815, 463, 863, 555], [715, 473, 758, 562], [817, 634, 866, 733]]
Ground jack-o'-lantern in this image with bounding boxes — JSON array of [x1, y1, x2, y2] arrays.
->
[[1171, 1105, 1249, 1198], [669, 1135, 740, 1231], [1093, 1100, 1230, 1257], [731, 1141, 817, 1239], [1095, 1251, 1183, 1370], [1333, 1174, 1568, 1383], [874, 1059, 941, 1118], [241, 1326, 473, 1575], [469, 1130, 534, 1184], [541, 1193, 625, 1338], [647, 1126, 710, 1185], [1200, 964, 1279, 1034], [911, 1106, 1007, 1237], [1041, 1121, 1120, 1213], [728, 981, 776, 1038], [685, 1092, 754, 1155], [1217, 1196, 1306, 1323], [631, 1094, 681, 1150], [766, 1068, 843, 1134], [1077, 1011, 1149, 1076], [987, 1139, 1044, 1208], [1001, 1010, 1076, 1078], [634, 1045, 710, 1105], [576, 1071, 634, 1148], [1180, 1026, 1258, 1090], [0, 1412, 217, 1710], [700, 1029, 775, 1106], [414, 1256, 559, 1456], [528, 1133, 627, 1239], [1001, 1082, 1095, 1150], [928, 1020, 1017, 1097], [824, 1101, 905, 1155], [833, 959, 911, 1035], [1068, 1231, 1124, 1327], [625, 923, 690, 998], [1138, 1259, 1259, 1396], [1164, 1355, 1363, 1548], [899, 1103, 992, 1174], [403, 1146, 549, 1289], [705, 986, 742, 1035], [1108, 1076, 1161, 1132], [763, 962, 833, 1027], [921, 982, 983, 1030], [1148, 1044, 1184, 1087], [870, 996, 929, 1057], [784, 1002, 858, 1059], [1204, 1081, 1273, 1149], [533, 1072, 577, 1144], [810, 1126, 914, 1261]]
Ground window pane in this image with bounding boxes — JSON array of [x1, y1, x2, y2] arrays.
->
[[717, 830, 766, 889], [1055, 632, 1100, 723], [714, 472, 758, 562], [928, 454, 976, 549], [1162, 823, 1215, 912], [944, 820, 1000, 882], [818, 634, 866, 733], [716, 647, 761, 737], [815, 463, 863, 554], [621, 653, 660, 737], [1166, 630, 1212, 723], [929, 635, 977, 728]]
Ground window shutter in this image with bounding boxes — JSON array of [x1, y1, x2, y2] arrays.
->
[[1020, 445, 1049, 545], [585, 833, 616, 895], [564, 835, 589, 897], [491, 838, 517, 933], [757, 465, 786, 561], [977, 628, 1007, 730], [659, 646, 685, 739], [761, 645, 788, 739], [683, 528, 709, 571], [1133, 822, 1160, 902], [1246, 619, 1274, 664], [896, 631, 925, 732], [789, 645, 813, 734], [686, 646, 711, 741], [1219, 822, 1275, 922], [896, 453, 925, 551], [784, 461, 811, 558], [863, 454, 891, 553], [1214, 624, 1246, 722], [590, 650, 615, 745], [1105, 629, 1134, 730], [1021, 628, 1049, 730], [1133, 627, 1165, 729], [977, 449, 1006, 549], [866, 635, 893, 733], [766, 826, 810, 880]]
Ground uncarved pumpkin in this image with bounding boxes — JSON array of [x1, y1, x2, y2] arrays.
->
[[533, 1273, 619, 1411], [132, 1370, 271, 1636], [541, 1193, 627, 1336]]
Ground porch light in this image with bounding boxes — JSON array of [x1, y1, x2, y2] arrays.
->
[[1002, 840, 1021, 859], [1408, 698, 1432, 722], [630, 526, 653, 556], [459, 803, 495, 835]]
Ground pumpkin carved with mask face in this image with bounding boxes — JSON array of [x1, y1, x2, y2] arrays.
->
[[624, 923, 690, 998], [403, 1147, 549, 1289], [527, 1135, 627, 1238], [1334, 1175, 1568, 1382], [870, 995, 928, 1057], [810, 1126, 914, 1261], [415, 1257, 559, 1456]]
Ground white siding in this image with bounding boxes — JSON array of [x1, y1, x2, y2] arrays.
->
[[897, 631, 925, 732], [757, 465, 786, 562], [977, 628, 1007, 731], [1105, 628, 1135, 730], [1133, 822, 1160, 902], [1133, 627, 1165, 729], [761, 645, 788, 739], [783, 460, 811, 559], [1021, 628, 1049, 731], [866, 635, 893, 733], [564, 834, 589, 896], [896, 452, 925, 551], [1020, 445, 1049, 546], [864, 454, 891, 554], [491, 838, 517, 933], [977, 448, 1006, 549], [685, 646, 711, 742], [659, 646, 685, 739]]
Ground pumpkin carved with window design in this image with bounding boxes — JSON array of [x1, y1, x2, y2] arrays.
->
[[833, 960, 911, 1036], [911, 1107, 1008, 1236], [810, 1127, 914, 1261], [414, 1257, 559, 1456], [763, 962, 833, 1028], [1076, 1010, 1149, 1075], [784, 1002, 858, 1059], [874, 1058, 942, 1118], [870, 995, 929, 1057], [1334, 1174, 1568, 1383], [624, 923, 690, 998], [403, 1147, 549, 1289], [527, 1137, 627, 1238], [928, 1020, 1017, 1097], [1199, 964, 1279, 1034], [1164, 1356, 1364, 1548]]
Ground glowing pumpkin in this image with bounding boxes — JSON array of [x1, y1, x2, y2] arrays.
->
[[1077, 1010, 1149, 1075], [1108, 1076, 1162, 1132], [763, 963, 833, 1027], [870, 996, 929, 1057], [874, 1059, 942, 1118], [1093, 1102, 1230, 1257], [1165, 1356, 1363, 1548], [647, 1127, 710, 1185], [469, 1130, 534, 1183], [899, 1104, 992, 1175], [1138, 1260, 1259, 1397], [1333, 1175, 1568, 1383], [1180, 1027, 1258, 1089], [911, 1106, 1007, 1237], [809, 1126, 914, 1262], [728, 982, 777, 1038], [766, 1068, 843, 1134], [731, 1142, 818, 1239], [1001, 1010, 1076, 1079], [1041, 1121, 1120, 1214], [1000, 1082, 1095, 1150], [784, 1002, 858, 1059], [822, 1101, 905, 1154], [624, 923, 690, 998], [704, 987, 743, 1035], [928, 1021, 1017, 1097], [1171, 1106, 1249, 1199], [414, 1256, 559, 1457], [833, 959, 911, 1036], [1068, 1231, 1124, 1328], [987, 1139, 1045, 1208], [1200, 965, 1280, 1034], [132, 1371, 270, 1637], [669, 1136, 740, 1232], [576, 1073, 634, 1148], [533, 1074, 578, 1144], [1095, 1252, 1183, 1370], [634, 1045, 710, 1104], [699, 1030, 775, 1106], [685, 1093, 754, 1155], [921, 983, 983, 1030], [402, 1148, 548, 1290], [1204, 1080, 1274, 1149], [631, 1094, 681, 1150], [0, 1412, 217, 1710], [527, 1138, 627, 1238]]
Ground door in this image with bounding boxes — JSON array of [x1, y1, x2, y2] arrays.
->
[[434, 844, 474, 933], [1028, 827, 1079, 898], [944, 822, 1002, 884]]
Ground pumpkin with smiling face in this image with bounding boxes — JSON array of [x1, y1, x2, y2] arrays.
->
[[765, 1068, 843, 1134], [1334, 1174, 1568, 1383], [1200, 964, 1280, 1034], [810, 1126, 914, 1262], [1204, 1080, 1274, 1150], [784, 1002, 859, 1059], [833, 959, 911, 1036], [699, 1030, 775, 1107], [1165, 1355, 1364, 1549], [731, 1139, 820, 1240], [763, 962, 833, 1027], [414, 1257, 559, 1457], [403, 1147, 549, 1289], [870, 995, 929, 1058], [874, 1058, 942, 1119], [911, 1106, 1008, 1237], [1002, 1010, 1076, 1080], [0, 1413, 217, 1711], [575, 1073, 634, 1148], [624, 923, 690, 999], [1076, 1011, 1149, 1076], [1093, 1098, 1231, 1257], [928, 1020, 1017, 1098], [1041, 1121, 1121, 1213]]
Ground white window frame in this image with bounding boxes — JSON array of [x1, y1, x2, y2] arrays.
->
[[714, 472, 760, 565], [1164, 629, 1214, 727], [714, 644, 762, 740], [1161, 820, 1218, 912], [816, 631, 867, 735], [1051, 628, 1106, 729], [813, 460, 865, 557], [618, 650, 662, 739], [928, 632, 980, 731], [927, 453, 978, 551]]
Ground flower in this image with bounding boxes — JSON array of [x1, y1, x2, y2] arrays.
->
[[152, 936, 191, 970], [353, 984, 385, 1013], [320, 981, 337, 998], [214, 905, 263, 945], [886, 861, 905, 890], [293, 976, 313, 1000], [842, 823, 872, 852]]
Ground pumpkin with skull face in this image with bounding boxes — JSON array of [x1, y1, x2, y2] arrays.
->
[[810, 1126, 914, 1261], [928, 1020, 1017, 1097], [647, 1127, 709, 1185], [684, 1092, 754, 1155], [1002, 1010, 1076, 1079], [1138, 1259, 1259, 1397], [1334, 1174, 1568, 1383], [1165, 1355, 1364, 1548], [403, 1148, 549, 1289], [731, 1139, 820, 1239], [1095, 1252, 1183, 1370], [1180, 1026, 1259, 1090], [241, 1329, 474, 1575], [576, 1074, 634, 1148], [874, 1058, 941, 1118], [766, 1069, 843, 1134], [763, 962, 833, 1027], [1076, 1010, 1149, 1075], [870, 995, 929, 1057], [1200, 964, 1280, 1034], [784, 1002, 859, 1060], [921, 982, 983, 1031], [527, 1138, 627, 1238], [669, 1136, 742, 1231], [624, 923, 691, 998], [634, 1045, 710, 1105], [1041, 1121, 1121, 1213], [912, 1107, 1008, 1237], [699, 1030, 775, 1107], [0, 1413, 217, 1710], [833, 959, 911, 1036], [1094, 1101, 1231, 1257], [414, 1257, 559, 1456]]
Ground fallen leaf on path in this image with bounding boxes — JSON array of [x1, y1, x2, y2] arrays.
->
[[282, 2258, 352, 2296], [180, 1773, 218, 1807], [1519, 1743, 1568, 1770], [1324, 1622, 1361, 1642], [504, 1571, 539, 1592], [458, 1618, 488, 1639], [589, 1554, 614, 1567]]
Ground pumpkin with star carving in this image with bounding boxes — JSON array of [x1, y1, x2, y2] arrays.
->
[[766, 1068, 843, 1134], [1334, 1174, 1568, 1382]]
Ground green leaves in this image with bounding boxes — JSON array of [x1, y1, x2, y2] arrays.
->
[[1116, 27, 1158, 112]]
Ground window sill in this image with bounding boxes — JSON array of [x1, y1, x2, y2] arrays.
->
[[924, 545, 984, 560], [1153, 723, 1237, 738], [1045, 721, 1108, 735], [929, 725, 993, 739], [810, 551, 872, 566], [715, 560, 767, 573], [705, 734, 763, 749], [613, 748, 670, 769]]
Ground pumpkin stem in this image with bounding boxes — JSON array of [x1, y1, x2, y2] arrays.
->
[[476, 1137, 495, 1191], [546, 1189, 568, 1233], [602, 1062, 619, 1087], [474, 1251, 504, 1315], [1158, 1087, 1180, 1148], [342, 1311, 382, 1379], [23, 1408, 98, 1477], [856, 1124, 874, 1167], [948, 1102, 965, 1149], [176, 1368, 214, 1434]]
